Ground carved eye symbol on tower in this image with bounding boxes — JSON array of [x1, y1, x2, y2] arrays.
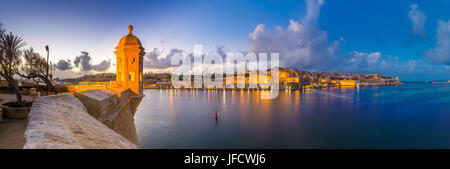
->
[[131, 57, 135, 64]]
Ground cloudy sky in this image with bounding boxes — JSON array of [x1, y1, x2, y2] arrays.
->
[[0, 0, 449, 81]]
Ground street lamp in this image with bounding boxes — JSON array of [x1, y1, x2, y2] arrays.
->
[[45, 45, 49, 78]]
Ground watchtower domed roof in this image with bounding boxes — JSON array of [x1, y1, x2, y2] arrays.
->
[[117, 25, 143, 47]]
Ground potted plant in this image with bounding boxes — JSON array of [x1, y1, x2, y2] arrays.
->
[[0, 31, 32, 119]]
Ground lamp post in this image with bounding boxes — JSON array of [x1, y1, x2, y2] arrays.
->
[[45, 45, 50, 95], [45, 45, 49, 78]]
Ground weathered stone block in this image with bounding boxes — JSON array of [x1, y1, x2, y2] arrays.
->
[[24, 93, 137, 149], [74, 89, 141, 145], [75, 89, 120, 123]]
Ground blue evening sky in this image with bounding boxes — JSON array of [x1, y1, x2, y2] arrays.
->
[[0, 0, 449, 80]]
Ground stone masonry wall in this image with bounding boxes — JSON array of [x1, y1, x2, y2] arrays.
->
[[24, 94, 137, 149], [75, 89, 141, 145]]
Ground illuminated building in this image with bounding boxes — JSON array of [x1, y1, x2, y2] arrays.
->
[[109, 25, 145, 95]]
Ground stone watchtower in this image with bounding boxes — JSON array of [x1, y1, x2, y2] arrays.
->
[[114, 25, 145, 95]]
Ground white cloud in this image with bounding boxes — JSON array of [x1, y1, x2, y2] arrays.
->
[[425, 20, 450, 65], [53, 59, 73, 71], [342, 51, 399, 74], [73, 51, 111, 72], [247, 0, 340, 71], [144, 48, 183, 69], [367, 52, 381, 65], [408, 4, 427, 37]]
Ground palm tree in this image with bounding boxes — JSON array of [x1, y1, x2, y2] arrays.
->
[[0, 32, 27, 106]]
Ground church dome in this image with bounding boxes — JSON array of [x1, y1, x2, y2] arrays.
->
[[117, 25, 144, 48]]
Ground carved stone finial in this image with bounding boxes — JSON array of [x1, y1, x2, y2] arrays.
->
[[128, 25, 133, 34]]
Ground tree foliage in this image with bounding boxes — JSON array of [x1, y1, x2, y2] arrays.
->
[[0, 32, 27, 106], [21, 47, 57, 94]]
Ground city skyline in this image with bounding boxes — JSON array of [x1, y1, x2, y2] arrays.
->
[[0, 0, 449, 81]]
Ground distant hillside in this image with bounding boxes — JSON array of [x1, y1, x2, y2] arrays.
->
[[56, 73, 116, 84]]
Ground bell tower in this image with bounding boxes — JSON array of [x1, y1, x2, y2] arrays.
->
[[114, 25, 145, 95]]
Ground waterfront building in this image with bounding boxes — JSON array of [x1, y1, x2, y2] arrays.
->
[[339, 80, 357, 86]]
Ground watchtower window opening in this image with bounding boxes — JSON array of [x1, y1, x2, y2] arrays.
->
[[129, 72, 135, 82]]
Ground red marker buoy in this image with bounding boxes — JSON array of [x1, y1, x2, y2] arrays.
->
[[215, 110, 218, 121]]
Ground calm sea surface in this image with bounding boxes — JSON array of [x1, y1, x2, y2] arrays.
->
[[135, 83, 450, 148]]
